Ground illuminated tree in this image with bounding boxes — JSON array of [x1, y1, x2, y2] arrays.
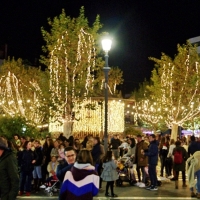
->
[[148, 43, 200, 140], [96, 66, 123, 95], [0, 58, 49, 124], [41, 7, 105, 136], [135, 98, 166, 131]]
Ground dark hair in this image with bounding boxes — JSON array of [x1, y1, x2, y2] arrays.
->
[[22, 141, 30, 149], [129, 138, 135, 148], [94, 136, 100, 145], [102, 150, 112, 163], [191, 135, 195, 142], [59, 143, 65, 148], [21, 136, 26, 140], [137, 134, 142, 138], [14, 134, 20, 139], [150, 134, 156, 139], [64, 146, 76, 154], [175, 141, 181, 146], [77, 149, 93, 165], [34, 140, 40, 144]]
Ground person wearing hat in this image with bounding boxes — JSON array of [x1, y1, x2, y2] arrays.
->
[[0, 137, 19, 200]]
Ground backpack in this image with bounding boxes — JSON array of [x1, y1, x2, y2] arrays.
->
[[174, 150, 183, 164]]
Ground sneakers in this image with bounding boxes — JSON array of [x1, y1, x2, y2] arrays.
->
[[150, 186, 158, 191], [105, 193, 111, 197], [139, 182, 146, 188], [45, 187, 51, 191], [134, 182, 142, 186], [40, 184, 46, 189], [111, 194, 118, 197], [146, 185, 153, 190]]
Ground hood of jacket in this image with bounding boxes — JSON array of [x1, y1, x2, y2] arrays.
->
[[71, 162, 96, 181]]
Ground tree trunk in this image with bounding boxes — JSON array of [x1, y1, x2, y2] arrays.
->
[[171, 123, 178, 141], [63, 121, 73, 138]]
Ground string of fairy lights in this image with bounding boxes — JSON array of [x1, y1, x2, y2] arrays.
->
[[0, 71, 45, 124], [49, 98, 125, 136], [134, 53, 200, 133], [49, 28, 96, 122]]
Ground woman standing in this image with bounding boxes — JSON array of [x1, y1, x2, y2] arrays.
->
[[101, 151, 118, 197], [18, 141, 36, 196], [173, 140, 188, 189], [60, 149, 99, 200]]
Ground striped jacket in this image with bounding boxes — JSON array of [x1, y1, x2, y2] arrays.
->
[[60, 163, 99, 200]]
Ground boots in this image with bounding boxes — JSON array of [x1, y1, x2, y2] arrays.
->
[[33, 178, 38, 192], [37, 179, 42, 192], [197, 193, 200, 199], [175, 180, 178, 189]]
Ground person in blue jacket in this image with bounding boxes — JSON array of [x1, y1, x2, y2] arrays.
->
[[142, 134, 159, 191], [56, 146, 76, 183]]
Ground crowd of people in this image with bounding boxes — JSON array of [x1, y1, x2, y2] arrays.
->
[[1, 132, 200, 199]]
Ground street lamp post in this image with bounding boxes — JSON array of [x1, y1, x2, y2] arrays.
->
[[101, 38, 112, 152]]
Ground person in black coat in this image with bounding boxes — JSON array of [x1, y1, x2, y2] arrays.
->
[[0, 137, 19, 200], [142, 134, 159, 191], [18, 141, 36, 196], [32, 140, 43, 192]]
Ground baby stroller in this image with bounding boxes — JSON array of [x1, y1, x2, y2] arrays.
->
[[116, 156, 137, 186], [44, 175, 60, 197]]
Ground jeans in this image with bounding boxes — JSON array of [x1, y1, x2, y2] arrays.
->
[[33, 166, 42, 179], [160, 155, 167, 176], [20, 171, 33, 192], [190, 170, 200, 193], [148, 165, 157, 187], [112, 149, 119, 160], [136, 165, 147, 183]]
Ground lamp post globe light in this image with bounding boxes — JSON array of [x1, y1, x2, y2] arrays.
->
[[101, 38, 112, 152]]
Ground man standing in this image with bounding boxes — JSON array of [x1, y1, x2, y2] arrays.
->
[[33, 140, 43, 193], [0, 137, 19, 200], [135, 134, 148, 187], [56, 146, 77, 183], [142, 134, 159, 191], [110, 135, 121, 160]]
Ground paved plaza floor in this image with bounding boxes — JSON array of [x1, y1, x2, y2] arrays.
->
[[17, 179, 194, 200]]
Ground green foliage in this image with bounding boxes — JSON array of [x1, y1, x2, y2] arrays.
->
[[124, 126, 143, 136], [40, 7, 106, 119], [0, 116, 40, 140], [95, 66, 124, 96], [0, 58, 50, 124], [147, 42, 200, 126]]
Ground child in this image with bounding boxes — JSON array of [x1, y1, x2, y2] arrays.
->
[[101, 151, 118, 197], [40, 155, 59, 189], [58, 143, 65, 163]]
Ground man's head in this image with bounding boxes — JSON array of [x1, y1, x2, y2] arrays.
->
[[149, 134, 156, 142], [34, 140, 40, 148], [14, 134, 20, 140], [136, 134, 142, 142], [64, 146, 76, 164]]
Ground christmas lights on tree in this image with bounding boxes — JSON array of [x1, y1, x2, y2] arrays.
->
[[145, 43, 200, 139], [0, 71, 46, 124]]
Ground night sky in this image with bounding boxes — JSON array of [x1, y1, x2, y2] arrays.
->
[[0, 0, 200, 94]]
